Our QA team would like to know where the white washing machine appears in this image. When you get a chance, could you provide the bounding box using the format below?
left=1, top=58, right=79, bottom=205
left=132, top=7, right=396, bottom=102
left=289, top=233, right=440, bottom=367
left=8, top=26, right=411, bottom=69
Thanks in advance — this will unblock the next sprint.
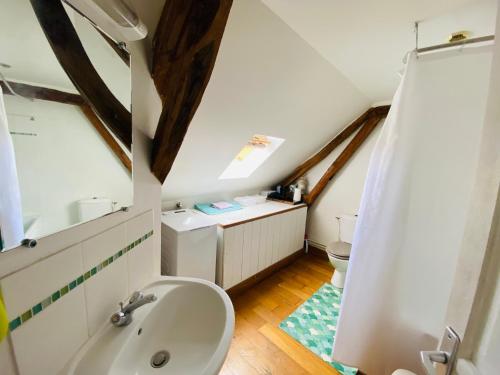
left=161, top=209, right=217, bottom=282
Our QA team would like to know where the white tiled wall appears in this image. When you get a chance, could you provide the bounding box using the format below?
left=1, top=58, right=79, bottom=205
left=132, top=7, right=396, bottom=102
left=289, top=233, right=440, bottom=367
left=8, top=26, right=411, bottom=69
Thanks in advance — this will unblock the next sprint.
left=84, top=255, right=129, bottom=337
left=0, top=338, right=17, bottom=375
left=11, top=288, right=88, bottom=375
left=82, top=224, right=129, bottom=337
left=2, top=244, right=84, bottom=319
left=0, top=210, right=155, bottom=375
left=127, top=212, right=155, bottom=293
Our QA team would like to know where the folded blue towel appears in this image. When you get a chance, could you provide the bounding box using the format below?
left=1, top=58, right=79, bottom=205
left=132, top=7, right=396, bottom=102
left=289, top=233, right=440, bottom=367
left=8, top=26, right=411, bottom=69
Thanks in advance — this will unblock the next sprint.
left=195, top=202, right=242, bottom=215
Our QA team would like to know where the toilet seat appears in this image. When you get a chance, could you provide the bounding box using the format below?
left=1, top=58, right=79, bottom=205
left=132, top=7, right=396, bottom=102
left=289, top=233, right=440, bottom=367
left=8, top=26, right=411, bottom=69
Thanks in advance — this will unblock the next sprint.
left=326, top=241, right=351, bottom=260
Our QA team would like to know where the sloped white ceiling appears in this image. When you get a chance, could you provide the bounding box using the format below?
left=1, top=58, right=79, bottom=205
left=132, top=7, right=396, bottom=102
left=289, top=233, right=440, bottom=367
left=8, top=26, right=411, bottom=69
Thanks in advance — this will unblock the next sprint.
left=261, top=0, right=497, bottom=101
left=160, top=0, right=370, bottom=201
left=160, top=0, right=497, bottom=202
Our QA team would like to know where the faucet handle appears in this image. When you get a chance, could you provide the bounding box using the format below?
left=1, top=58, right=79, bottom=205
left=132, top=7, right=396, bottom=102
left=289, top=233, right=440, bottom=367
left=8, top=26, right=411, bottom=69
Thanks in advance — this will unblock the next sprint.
left=129, top=291, right=143, bottom=304
left=119, top=302, right=124, bottom=312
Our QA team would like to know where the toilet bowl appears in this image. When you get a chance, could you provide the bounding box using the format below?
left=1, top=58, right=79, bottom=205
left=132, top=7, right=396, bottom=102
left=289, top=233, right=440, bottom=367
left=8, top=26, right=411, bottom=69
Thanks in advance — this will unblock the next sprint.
left=326, top=215, right=356, bottom=289
left=326, top=242, right=351, bottom=289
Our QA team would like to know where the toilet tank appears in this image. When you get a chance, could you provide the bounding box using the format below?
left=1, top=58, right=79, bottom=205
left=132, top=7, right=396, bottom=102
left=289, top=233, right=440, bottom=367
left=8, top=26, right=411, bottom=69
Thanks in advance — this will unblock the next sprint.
left=338, top=214, right=357, bottom=244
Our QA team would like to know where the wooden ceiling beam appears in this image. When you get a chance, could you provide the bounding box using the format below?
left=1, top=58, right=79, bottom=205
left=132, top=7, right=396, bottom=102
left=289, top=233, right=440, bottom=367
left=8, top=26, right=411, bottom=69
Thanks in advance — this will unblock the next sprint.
left=80, top=105, right=132, bottom=173
left=281, top=105, right=391, bottom=188
left=150, top=0, right=233, bottom=183
left=2, top=80, right=131, bottom=172
left=304, top=109, right=389, bottom=206
left=372, top=104, right=391, bottom=117
left=280, top=108, right=374, bottom=187
left=1, top=80, right=131, bottom=172
left=1, top=80, right=84, bottom=106
left=30, top=0, right=132, bottom=150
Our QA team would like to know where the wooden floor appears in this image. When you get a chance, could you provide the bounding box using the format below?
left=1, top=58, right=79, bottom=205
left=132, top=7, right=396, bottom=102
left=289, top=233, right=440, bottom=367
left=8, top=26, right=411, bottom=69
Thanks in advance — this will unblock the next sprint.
left=219, top=253, right=341, bottom=375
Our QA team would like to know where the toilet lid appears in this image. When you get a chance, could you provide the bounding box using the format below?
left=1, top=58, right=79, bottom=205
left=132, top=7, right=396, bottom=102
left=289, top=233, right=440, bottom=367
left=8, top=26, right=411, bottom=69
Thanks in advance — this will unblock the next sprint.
left=326, top=241, right=351, bottom=259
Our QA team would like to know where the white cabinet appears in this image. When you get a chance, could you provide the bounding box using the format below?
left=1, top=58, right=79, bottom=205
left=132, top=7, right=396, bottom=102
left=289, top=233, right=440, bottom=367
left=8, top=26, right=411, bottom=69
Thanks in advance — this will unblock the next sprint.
left=216, top=225, right=243, bottom=289
left=216, top=205, right=307, bottom=289
left=161, top=209, right=218, bottom=282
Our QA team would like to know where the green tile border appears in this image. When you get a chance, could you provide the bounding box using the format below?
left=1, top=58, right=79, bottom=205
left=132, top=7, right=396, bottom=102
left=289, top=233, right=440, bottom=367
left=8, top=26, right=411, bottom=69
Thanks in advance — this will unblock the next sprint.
left=8, top=229, right=154, bottom=332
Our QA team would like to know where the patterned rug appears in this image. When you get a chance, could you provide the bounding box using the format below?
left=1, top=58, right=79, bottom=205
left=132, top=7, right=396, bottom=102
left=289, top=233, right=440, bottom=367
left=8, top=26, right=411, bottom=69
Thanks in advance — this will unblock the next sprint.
left=279, top=283, right=358, bottom=375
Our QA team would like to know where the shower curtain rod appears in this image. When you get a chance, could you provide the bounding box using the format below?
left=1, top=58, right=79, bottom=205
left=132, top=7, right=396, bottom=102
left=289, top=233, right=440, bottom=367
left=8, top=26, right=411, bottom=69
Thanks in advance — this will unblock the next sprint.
left=416, top=35, right=495, bottom=54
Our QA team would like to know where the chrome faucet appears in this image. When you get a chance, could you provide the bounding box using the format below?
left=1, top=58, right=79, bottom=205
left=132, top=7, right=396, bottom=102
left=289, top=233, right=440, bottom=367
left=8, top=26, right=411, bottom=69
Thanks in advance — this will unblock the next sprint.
left=110, top=291, right=157, bottom=327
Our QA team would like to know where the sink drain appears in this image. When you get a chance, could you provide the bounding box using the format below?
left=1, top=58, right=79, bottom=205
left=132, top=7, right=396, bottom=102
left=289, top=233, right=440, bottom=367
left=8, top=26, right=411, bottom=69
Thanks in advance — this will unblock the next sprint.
left=150, top=350, right=170, bottom=368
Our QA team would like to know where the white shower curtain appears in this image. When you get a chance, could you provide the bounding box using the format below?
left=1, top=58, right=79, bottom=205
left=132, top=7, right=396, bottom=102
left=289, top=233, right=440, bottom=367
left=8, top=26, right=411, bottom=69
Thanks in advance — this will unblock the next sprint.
left=333, top=46, right=493, bottom=374
left=0, top=86, right=24, bottom=250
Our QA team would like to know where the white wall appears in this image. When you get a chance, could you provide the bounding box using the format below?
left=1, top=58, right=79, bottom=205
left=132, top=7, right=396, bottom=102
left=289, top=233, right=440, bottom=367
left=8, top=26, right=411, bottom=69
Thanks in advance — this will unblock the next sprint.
left=261, top=0, right=496, bottom=102
left=6, top=96, right=133, bottom=239
left=305, top=121, right=383, bottom=248
left=160, top=0, right=370, bottom=203
left=0, top=0, right=164, bottom=373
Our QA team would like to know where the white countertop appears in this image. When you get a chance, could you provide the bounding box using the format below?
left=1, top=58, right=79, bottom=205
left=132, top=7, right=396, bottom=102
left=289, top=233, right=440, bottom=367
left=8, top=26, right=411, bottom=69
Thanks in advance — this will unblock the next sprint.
left=204, top=201, right=307, bottom=227
left=161, top=208, right=217, bottom=232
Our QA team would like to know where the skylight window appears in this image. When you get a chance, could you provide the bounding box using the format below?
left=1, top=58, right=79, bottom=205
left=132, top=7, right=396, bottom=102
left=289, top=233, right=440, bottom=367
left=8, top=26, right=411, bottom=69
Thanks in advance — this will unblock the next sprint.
left=219, top=135, right=285, bottom=179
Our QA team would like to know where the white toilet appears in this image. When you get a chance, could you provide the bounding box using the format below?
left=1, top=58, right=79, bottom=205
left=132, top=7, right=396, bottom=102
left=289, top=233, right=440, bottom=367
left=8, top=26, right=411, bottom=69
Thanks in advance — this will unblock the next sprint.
left=326, top=214, right=357, bottom=289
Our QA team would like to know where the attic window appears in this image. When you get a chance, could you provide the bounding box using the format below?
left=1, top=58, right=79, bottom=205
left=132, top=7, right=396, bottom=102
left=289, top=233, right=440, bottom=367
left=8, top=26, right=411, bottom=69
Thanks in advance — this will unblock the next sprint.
left=219, top=135, right=285, bottom=179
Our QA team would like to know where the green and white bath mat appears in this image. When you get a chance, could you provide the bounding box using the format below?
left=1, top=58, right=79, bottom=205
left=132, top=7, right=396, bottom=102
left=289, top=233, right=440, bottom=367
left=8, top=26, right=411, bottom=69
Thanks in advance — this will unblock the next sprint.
left=279, top=283, right=358, bottom=375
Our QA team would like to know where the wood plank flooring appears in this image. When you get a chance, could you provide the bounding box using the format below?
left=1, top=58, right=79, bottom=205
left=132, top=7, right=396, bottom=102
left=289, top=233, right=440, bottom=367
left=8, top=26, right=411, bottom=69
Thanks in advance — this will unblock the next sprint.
left=219, top=253, right=340, bottom=375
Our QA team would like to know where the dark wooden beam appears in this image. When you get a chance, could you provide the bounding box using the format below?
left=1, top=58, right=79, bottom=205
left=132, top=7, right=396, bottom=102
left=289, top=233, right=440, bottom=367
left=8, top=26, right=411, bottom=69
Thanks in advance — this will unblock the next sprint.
left=281, top=105, right=391, bottom=187
left=30, top=0, right=132, bottom=150
left=304, top=110, right=389, bottom=206
left=95, top=27, right=130, bottom=67
left=80, top=105, right=132, bottom=173
left=1, top=80, right=84, bottom=106
left=280, top=108, right=374, bottom=187
left=372, top=104, right=391, bottom=117
left=151, top=0, right=233, bottom=183
left=2, top=79, right=132, bottom=171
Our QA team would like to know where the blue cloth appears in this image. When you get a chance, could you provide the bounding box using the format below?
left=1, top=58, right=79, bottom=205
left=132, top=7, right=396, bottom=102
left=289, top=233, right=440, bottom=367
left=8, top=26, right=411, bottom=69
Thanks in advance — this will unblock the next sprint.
left=194, top=202, right=242, bottom=215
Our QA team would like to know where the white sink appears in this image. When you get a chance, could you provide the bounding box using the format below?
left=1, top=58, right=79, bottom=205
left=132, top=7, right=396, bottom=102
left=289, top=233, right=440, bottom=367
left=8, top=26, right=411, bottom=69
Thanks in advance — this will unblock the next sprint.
left=65, top=277, right=235, bottom=375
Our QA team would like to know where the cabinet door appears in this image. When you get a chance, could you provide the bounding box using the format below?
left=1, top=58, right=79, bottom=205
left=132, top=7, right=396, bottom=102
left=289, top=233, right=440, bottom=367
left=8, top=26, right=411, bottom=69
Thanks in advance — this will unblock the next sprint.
left=222, top=225, right=244, bottom=289
left=270, top=215, right=281, bottom=264
left=241, top=221, right=260, bottom=280
left=288, top=210, right=300, bottom=256
left=258, top=217, right=270, bottom=272
left=265, top=217, right=274, bottom=268
left=279, top=211, right=296, bottom=259
left=291, top=207, right=307, bottom=253
left=250, top=220, right=261, bottom=275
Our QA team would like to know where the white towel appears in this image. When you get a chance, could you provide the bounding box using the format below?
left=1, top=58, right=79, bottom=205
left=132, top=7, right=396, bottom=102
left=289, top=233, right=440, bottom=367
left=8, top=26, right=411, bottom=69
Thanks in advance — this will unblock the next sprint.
left=0, top=86, right=24, bottom=250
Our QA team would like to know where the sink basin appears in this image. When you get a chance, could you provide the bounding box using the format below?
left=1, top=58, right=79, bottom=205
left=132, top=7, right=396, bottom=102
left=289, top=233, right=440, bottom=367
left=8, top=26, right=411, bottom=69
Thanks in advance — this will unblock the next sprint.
left=65, top=277, right=235, bottom=375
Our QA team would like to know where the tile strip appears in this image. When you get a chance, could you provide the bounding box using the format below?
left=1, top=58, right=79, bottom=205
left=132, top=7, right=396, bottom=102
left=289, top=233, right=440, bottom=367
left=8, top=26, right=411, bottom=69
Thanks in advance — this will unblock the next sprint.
left=8, top=229, right=154, bottom=332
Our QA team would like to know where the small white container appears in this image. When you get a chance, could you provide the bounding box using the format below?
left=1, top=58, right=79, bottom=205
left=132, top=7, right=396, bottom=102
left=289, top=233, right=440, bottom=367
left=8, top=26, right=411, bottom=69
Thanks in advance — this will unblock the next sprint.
left=293, top=187, right=302, bottom=203
left=234, top=195, right=266, bottom=206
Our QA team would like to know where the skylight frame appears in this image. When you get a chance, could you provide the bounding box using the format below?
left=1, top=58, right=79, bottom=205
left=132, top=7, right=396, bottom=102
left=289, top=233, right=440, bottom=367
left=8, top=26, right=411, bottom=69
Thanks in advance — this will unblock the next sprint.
left=219, top=135, right=285, bottom=180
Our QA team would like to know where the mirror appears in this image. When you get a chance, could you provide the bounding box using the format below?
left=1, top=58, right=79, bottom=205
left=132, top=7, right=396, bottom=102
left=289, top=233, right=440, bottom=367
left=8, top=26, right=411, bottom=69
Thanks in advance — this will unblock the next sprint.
left=0, top=0, right=133, bottom=252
